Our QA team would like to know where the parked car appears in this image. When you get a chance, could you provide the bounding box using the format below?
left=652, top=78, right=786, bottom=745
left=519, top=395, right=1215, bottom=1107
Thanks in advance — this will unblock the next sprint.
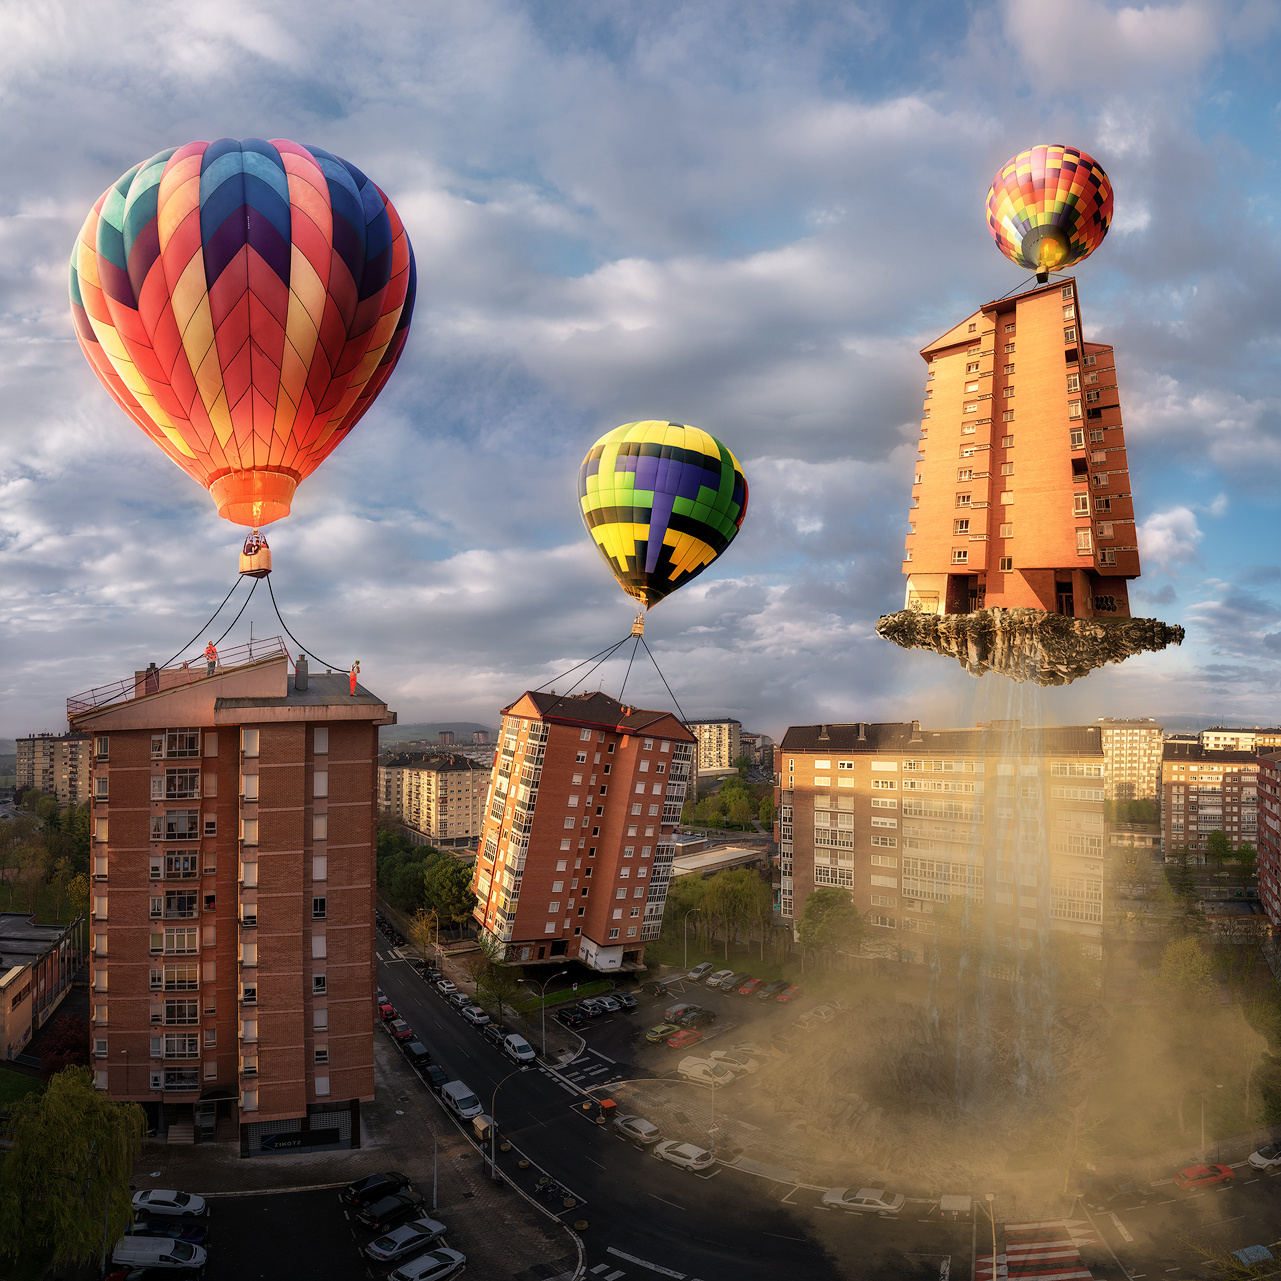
left=386, top=1248, right=467, bottom=1281
left=357, top=1190, right=428, bottom=1233
left=130, top=1190, right=207, bottom=1218
left=421, top=1064, right=449, bottom=1092
left=663, top=1001, right=701, bottom=1022
left=771, top=1030, right=798, bottom=1052
left=1250, top=1144, right=1281, bottom=1171
left=377, top=988, right=387, bottom=1004
left=481, top=1021, right=506, bottom=1046
left=678, top=1056, right=736, bottom=1087
left=461, top=1005, right=491, bottom=1028
left=446, top=992, right=472, bottom=1010
left=403, top=1041, right=432, bottom=1068
left=821, top=1187, right=905, bottom=1216
left=737, top=979, right=766, bottom=997
left=679, top=1009, right=717, bottom=1029
left=1086, top=1181, right=1155, bottom=1211
left=577, top=999, right=606, bottom=1018
left=363, top=1217, right=448, bottom=1263
left=342, top=1172, right=411, bottom=1207
left=667, top=1028, right=704, bottom=1050
left=389, top=1019, right=415, bottom=1042
left=709, top=1049, right=761, bottom=1074
left=440, top=1081, right=484, bottom=1120
left=645, top=1022, right=680, bottom=1044
left=725, top=971, right=753, bottom=991
left=379, top=1002, right=398, bottom=1021
left=652, top=1141, right=715, bottom=1172
left=503, top=1034, right=536, bottom=1064
left=1174, top=1164, right=1235, bottom=1190
left=555, top=1008, right=585, bottom=1028
left=614, top=991, right=638, bottom=1010
left=705, top=969, right=735, bottom=988
left=614, top=1114, right=664, bottom=1148
left=595, top=995, right=622, bottom=1013
left=732, top=1041, right=773, bottom=1057
left=125, top=1221, right=209, bottom=1245
left=435, top=979, right=457, bottom=995
left=392, top=934, right=406, bottom=946
left=110, top=1237, right=207, bottom=1272
left=776, top=985, right=804, bottom=1003
left=687, top=962, right=714, bottom=981
left=758, top=979, right=790, bottom=1000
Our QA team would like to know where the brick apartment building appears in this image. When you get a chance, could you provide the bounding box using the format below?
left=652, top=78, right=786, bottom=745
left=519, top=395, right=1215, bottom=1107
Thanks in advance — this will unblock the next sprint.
left=378, top=755, right=488, bottom=846
left=470, top=693, right=694, bottom=971
left=1257, top=752, right=1281, bottom=927
left=1096, top=718, right=1164, bottom=803
left=16, top=732, right=92, bottom=806
left=685, top=718, right=741, bottom=772
left=776, top=720, right=1106, bottom=956
left=67, top=640, right=392, bottom=1151
left=1159, top=741, right=1259, bottom=860
left=903, top=276, right=1140, bottom=618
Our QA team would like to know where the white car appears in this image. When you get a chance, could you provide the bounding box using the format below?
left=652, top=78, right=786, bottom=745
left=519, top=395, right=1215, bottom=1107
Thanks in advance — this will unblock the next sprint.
left=440, top=1081, right=484, bottom=1120
left=709, top=1049, right=761, bottom=1074
left=1249, top=1144, right=1281, bottom=1170
left=460, top=1005, right=490, bottom=1027
left=503, top=1033, right=536, bottom=1064
left=677, top=1057, right=736, bottom=1088
left=821, top=1187, right=905, bottom=1216
left=131, top=1189, right=207, bottom=1218
left=614, top=1114, right=664, bottom=1148
left=435, top=979, right=457, bottom=995
left=387, top=1247, right=467, bottom=1281
left=364, top=1218, right=448, bottom=1262
left=652, top=1141, right=715, bottom=1172
left=687, top=962, right=713, bottom=981
left=705, top=969, right=735, bottom=988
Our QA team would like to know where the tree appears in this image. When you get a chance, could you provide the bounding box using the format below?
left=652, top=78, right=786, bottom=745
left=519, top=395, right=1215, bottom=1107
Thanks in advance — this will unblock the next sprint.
left=702, top=869, right=760, bottom=960
left=661, top=874, right=706, bottom=951
left=733, top=754, right=751, bottom=779
left=1157, top=936, right=1215, bottom=1002
left=38, top=1016, right=91, bottom=1080
left=727, top=797, right=754, bottom=827
left=409, top=907, right=440, bottom=962
left=796, top=887, right=864, bottom=966
left=424, top=856, right=478, bottom=929
left=1205, top=831, right=1232, bottom=875
left=471, top=933, right=524, bottom=1025
left=66, top=872, right=90, bottom=924
left=0, top=1066, right=146, bottom=1267
left=758, top=794, right=775, bottom=828
left=0, top=814, right=38, bottom=909
left=1235, top=843, right=1258, bottom=893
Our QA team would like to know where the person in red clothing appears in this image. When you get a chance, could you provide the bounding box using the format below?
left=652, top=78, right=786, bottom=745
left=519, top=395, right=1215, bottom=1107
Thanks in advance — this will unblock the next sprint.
left=204, top=641, right=218, bottom=677
left=349, top=659, right=360, bottom=696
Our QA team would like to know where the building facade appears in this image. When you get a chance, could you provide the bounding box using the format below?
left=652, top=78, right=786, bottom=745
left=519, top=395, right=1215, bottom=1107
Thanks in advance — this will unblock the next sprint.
left=1160, top=741, right=1259, bottom=859
left=1096, top=718, right=1164, bottom=803
left=68, top=641, right=390, bottom=1149
left=0, top=914, right=86, bottom=1060
left=1198, top=728, right=1281, bottom=753
left=470, top=693, right=694, bottom=971
left=16, top=732, right=92, bottom=806
left=378, top=755, right=488, bottom=845
left=1257, top=752, right=1281, bottom=928
left=685, top=718, right=742, bottom=771
left=776, top=720, right=1106, bottom=955
left=903, top=277, right=1140, bottom=618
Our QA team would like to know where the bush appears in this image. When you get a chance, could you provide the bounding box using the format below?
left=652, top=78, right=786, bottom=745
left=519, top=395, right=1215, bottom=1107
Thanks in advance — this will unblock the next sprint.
left=38, top=1017, right=91, bottom=1081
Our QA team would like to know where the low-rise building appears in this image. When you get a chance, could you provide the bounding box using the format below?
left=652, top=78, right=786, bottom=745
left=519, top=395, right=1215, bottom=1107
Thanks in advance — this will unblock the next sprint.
left=16, top=733, right=92, bottom=807
left=0, top=914, right=86, bottom=1060
left=378, top=755, right=488, bottom=846
left=1160, top=741, right=1259, bottom=858
left=1198, top=727, right=1281, bottom=753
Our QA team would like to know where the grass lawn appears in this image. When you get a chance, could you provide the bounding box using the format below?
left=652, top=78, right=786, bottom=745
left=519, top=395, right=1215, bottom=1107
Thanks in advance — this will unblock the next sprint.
left=0, top=1069, right=43, bottom=1108
left=511, top=979, right=613, bottom=1015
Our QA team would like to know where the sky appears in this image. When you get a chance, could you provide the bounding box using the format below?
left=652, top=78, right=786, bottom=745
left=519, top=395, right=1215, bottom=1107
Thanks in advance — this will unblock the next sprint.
left=2, top=0, right=1280, bottom=744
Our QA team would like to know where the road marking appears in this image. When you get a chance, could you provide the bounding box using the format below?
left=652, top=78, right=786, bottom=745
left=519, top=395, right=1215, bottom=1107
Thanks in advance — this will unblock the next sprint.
left=609, top=1245, right=686, bottom=1277
left=1107, top=1211, right=1134, bottom=1243
left=595, top=1051, right=617, bottom=1063
left=1157, top=1199, right=1176, bottom=1204
left=763, top=1232, right=806, bottom=1241
left=648, top=1194, right=686, bottom=1211
left=1247, top=1179, right=1260, bottom=1183
left=606, top=1273, right=625, bottom=1281
left=590, top=1267, right=610, bottom=1275
left=1200, top=1215, right=1245, bottom=1226
left=586, top=1157, right=606, bottom=1170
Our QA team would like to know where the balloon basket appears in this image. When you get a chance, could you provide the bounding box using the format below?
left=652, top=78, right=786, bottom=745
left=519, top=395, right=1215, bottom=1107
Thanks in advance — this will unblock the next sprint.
left=239, top=546, right=272, bottom=578
left=630, top=610, right=646, bottom=637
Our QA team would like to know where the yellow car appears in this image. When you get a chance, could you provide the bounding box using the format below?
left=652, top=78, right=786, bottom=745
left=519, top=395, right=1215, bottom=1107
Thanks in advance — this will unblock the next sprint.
left=645, top=1022, right=680, bottom=1044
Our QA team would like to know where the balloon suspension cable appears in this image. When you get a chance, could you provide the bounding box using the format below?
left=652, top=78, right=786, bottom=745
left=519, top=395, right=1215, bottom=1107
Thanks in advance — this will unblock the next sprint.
left=617, top=636, right=642, bottom=703
left=641, top=637, right=688, bottom=723
left=530, top=636, right=633, bottom=695
left=993, top=271, right=1051, bottom=302
left=265, top=576, right=347, bottom=674
left=535, top=637, right=633, bottom=720
left=159, top=574, right=248, bottom=670
left=211, top=576, right=260, bottom=649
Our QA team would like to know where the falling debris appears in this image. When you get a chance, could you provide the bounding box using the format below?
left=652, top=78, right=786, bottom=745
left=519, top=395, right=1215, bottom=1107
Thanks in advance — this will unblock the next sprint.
left=875, top=606, right=1184, bottom=686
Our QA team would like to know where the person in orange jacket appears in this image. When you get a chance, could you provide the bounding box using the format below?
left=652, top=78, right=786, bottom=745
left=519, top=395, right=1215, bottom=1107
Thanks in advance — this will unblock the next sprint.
left=204, top=641, right=218, bottom=677
left=350, top=659, right=361, bottom=696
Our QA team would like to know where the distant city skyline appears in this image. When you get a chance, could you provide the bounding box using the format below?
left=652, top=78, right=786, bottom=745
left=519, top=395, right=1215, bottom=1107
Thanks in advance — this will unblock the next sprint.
left=3, top=2, right=1279, bottom=741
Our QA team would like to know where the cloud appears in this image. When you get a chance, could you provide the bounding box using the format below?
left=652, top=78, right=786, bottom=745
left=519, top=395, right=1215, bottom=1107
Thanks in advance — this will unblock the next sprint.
left=1138, top=507, right=1204, bottom=570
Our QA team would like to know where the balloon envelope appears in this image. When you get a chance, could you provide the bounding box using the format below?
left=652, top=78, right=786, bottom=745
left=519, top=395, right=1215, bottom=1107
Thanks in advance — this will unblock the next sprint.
left=986, top=144, right=1113, bottom=274
left=69, top=138, right=416, bottom=527
left=578, top=421, right=748, bottom=610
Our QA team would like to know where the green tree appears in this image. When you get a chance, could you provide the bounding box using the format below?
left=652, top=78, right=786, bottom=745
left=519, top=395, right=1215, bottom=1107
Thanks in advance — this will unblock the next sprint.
left=727, top=797, right=754, bottom=827
left=472, top=933, right=523, bottom=1025
left=1205, top=831, right=1232, bottom=875
left=702, top=868, right=759, bottom=960
left=1157, top=936, right=1215, bottom=1002
left=1235, top=843, right=1258, bottom=893
left=0, top=1066, right=146, bottom=1268
left=758, top=794, right=776, bottom=828
left=424, top=856, right=478, bottom=929
left=661, top=874, right=706, bottom=950
left=797, top=887, right=865, bottom=966
left=1166, top=845, right=1198, bottom=902
left=65, top=872, right=90, bottom=925
left=733, top=754, right=751, bottom=779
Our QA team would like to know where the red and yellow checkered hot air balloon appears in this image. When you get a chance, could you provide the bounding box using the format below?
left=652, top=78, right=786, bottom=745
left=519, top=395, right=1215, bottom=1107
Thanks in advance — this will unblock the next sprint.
left=986, top=144, right=1113, bottom=278
left=69, top=138, right=415, bottom=573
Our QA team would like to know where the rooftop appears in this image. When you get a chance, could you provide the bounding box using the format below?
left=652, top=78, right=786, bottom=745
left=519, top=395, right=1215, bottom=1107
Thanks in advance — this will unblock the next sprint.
left=379, top=754, right=489, bottom=773
left=779, top=721, right=1104, bottom=756
left=0, top=913, right=77, bottom=967
left=509, top=691, right=694, bottom=740
left=1162, top=743, right=1260, bottom=764
left=672, top=846, right=767, bottom=876
left=215, top=671, right=383, bottom=709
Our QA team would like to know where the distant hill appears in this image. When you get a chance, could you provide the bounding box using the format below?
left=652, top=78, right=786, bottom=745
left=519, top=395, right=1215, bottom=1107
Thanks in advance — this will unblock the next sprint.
left=381, top=722, right=498, bottom=745
left=0, top=739, right=14, bottom=756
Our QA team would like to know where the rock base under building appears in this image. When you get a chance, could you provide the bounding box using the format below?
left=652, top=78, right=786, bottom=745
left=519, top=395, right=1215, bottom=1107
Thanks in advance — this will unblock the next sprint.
left=875, top=606, right=1184, bottom=686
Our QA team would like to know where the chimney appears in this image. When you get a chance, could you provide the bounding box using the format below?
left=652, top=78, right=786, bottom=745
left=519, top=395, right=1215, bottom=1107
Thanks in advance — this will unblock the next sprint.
left=295, top=654, right=308, bottom=691
left=910, top=719, right=923, bottom=743
left=857, top=722, right=867, bottom=741
left=819, top=724, right=830, bottom=741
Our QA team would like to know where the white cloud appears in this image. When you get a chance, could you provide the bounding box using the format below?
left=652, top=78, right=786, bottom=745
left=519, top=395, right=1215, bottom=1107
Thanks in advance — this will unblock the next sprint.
left=1138, top=507, right=1203, bottom=570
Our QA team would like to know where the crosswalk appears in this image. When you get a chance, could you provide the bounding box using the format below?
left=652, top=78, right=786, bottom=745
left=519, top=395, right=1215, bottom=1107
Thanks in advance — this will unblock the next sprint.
left=561, top=1050, right=621, bottom=1088
left=589, top=1246, right=707, bottom=1280
left=976, top=1219, right=1097, bottom=1281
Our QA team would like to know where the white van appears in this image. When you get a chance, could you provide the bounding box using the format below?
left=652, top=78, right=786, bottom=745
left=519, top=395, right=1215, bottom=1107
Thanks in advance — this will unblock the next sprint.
left=502, top=1034, right=536, bottom=1064
left=113, top=1236, right=208, bottom=1270
left=440, top=1080, right=483, bottom=1120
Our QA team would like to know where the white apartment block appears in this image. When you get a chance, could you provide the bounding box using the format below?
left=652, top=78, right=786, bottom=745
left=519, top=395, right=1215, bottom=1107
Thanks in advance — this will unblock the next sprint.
left=685, top=718, right=741, bottom=772
left=1095, top=718, right=1163, bottom=803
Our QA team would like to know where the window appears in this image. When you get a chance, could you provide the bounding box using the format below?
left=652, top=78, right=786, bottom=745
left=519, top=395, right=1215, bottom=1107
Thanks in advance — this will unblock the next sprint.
left=957, top=469, right=973, bottom=482
left=966, top=362, right=979, bottom=374
left=240, top=818, right=258, bottom=846
left=964, top=404, right=978, bottom=414
left=1001, top=435, right=1013, bottom=447
left=1001, top=462, right=1013, bottom=475
left=312, top=976, right=326, bottom=996
left=95, top=818, right=108, bottom=843
left=166, top=728, right=200, bottom=758
left=1067, top=374, right=1080, bottom=392
left=1074, top=494, right=1090, bottom=515
left=94, top=776, right=108, bottom=799
left=1063, top=304, right=1076, bottom=320
left=1096, top=521, right=1113, bottom=539
left=151, top=734, right=165, bottom=759
left=313, top=770, right=328, bottom=798
left=1068, top=401, right=1082, bottom=419
left=312, top=813, right=327, bottom=842
left=1004, top=364, right=1014, bottom=375
left=951, top=549, right=969, bottom=564
left=1000, top=491, right=1014, bottom=505
left=312, top=855, right=327, bottom=881
left=314, top=728, right=328, bottom=754
left=968, top=323, right=976, bottom=333
left=1089, top=429, right=1104, bottom=443
left=1064, top=327, right=1077, bottom=343
left=166, top=810, right=199, bottom=841
left=999, top=523, right=1013, bottom=537
left=1094, top=497, right=1111, bottom=513
left=1099, top=549, right=1117, bottom=565
left=1085, top=389, right=1101, bottom=403
left=961, top=422, right=976, bottom=434
left=1076, top=529, right=1093, bottom=554
left=953, top=519, right=970, bottom=535
left=1061, top=284, right=1073, bottom=299
left=1091, top=472, right=1109, bottom=488
left=580, top=728, right=592, bottom=741
left=1070, top=428, right=1085, bottom=449
left=312, top=897, right=326, bottom=919
left=314, top=1076, right=330, bottom=1096
left=95, top=736, right=109, bottom=759
left=241, top=728, right=259, bottom=757
left=999, top=557, right=1013, bottom=572
left=955, top=493, right=971, bottom=507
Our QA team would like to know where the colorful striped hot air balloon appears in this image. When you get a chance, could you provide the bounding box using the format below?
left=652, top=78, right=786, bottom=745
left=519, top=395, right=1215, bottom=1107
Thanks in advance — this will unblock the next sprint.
left=578, top=421, right=748, bottom=610
left=986, top=144, right=1113, bottom=276
left=69, top=138, right=416, bottom=543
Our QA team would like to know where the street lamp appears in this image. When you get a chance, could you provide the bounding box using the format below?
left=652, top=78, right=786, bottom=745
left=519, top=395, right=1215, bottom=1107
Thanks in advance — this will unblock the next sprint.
left=516, top=970, right=567, bottom=1057
left=684, top=908, right=701, bottom=971
left=489, top=1069, right=523, bottom=1182
left=121, top=1048, right=129, bottom=1096
left=984, top=1193, right=997, bottom=1270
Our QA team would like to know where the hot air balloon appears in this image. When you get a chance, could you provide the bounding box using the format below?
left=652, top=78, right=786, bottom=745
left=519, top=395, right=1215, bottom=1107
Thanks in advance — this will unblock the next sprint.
left=68, top=138, right=416, bottom=575
left=986, top=144, right=1112, bottom=280
left=578, top=421, right=748, bottom=614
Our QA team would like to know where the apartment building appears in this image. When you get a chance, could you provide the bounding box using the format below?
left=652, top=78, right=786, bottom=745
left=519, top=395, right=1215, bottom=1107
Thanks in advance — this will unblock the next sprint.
left=1198, top=728, right=1281, bottom=753
left=738, top=733, right=775, bottom=769
left=378, top=755, right=488, bottom=846
left=1160, top=741, right=1259, bottom=859
left=1257, top=752, right=1281, bottom=928
left=1096, top=718, right=1164, bottom=803
left=776, top=720, right=1106, bottom=955
left=903, top=277, right=1140, bottom=618
left=470, top=693, right=694, bottom=971
left=16, top=732, right=92, bottom=807
left=67, top=640, right=391, bottom=1151
left=685, top=718, right=742, bottom=772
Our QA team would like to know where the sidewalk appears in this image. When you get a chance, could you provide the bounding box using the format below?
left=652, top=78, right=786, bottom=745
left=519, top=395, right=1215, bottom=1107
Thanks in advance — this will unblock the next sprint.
left=133, top=1034, right=577, bottom=1279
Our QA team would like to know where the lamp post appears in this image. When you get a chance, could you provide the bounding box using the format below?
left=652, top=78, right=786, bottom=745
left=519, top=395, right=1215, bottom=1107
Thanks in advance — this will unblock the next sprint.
left=684, top=908, right=701, bottom=971
left=517, top=970, right=567, bottom=1057
left=121, top=1048, right=129, bottom=1096
left=489, top=1069, right=522, bottom=1181
left=985, top=1193, right=997, bottom=1271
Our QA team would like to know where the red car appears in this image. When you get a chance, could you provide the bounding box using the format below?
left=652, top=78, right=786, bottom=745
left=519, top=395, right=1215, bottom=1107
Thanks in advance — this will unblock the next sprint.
left=389, top=1018, right=415, bottom=1041
left=379, top=1002, right=397, bottom=1021
left=776, top=985, right=803, bottom=1003
left=737, top=979, right=765, bottom=997
left=1174, top=1164, right=1235, bottom=1190
left=667, top=1028, right=703, bottom=1050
